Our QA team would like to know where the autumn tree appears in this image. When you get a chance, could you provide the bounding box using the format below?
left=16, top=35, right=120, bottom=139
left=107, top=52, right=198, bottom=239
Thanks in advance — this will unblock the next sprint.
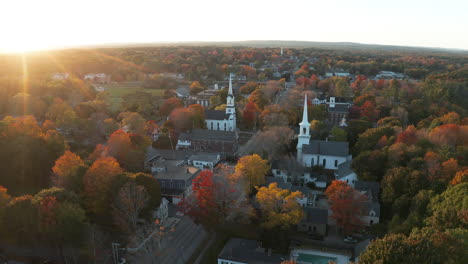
left=325, top=181, right=368, bottom=234
left=119, top=111, right=146, bottom=135
left=242, top=101, right=259, bottom=129
left=330, top=126, right=347, bottom=141
left=256, top=183, right=304, bottom=229
left=359, top=229, right=465, bottom=264
left=83, top=157, right=124, bottom=222
left=113, top=181, right=149, bottom=234
left=189, top=81, right=204, bottom=95
left=451, top=169, right=468, bottom=185
left=159, top=97, right=184, bottom=116
left=180, top=170, right=250, bottom=230
left=427, top=183, right=468, bottom=230
left=239, top=127, right=294, bottom=160
left=233, top=154, right=270, bottom=191
left=52, top=151, right=87, bottom=192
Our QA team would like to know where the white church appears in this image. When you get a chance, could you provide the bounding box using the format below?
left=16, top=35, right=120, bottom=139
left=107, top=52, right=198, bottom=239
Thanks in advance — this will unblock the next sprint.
left=204, top=74, right=236, bottom=132
left=297, top=95, right=358, bottom=185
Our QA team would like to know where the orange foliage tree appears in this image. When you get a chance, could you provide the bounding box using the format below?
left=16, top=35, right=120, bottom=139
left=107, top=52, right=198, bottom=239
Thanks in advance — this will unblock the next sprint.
left=52, top=151, right=86, bottom=191
left=83, top=157, right=124, bottom=220
left=450, top=169, right=468, bottom=185
left=325, top=181, right=368, bottom=235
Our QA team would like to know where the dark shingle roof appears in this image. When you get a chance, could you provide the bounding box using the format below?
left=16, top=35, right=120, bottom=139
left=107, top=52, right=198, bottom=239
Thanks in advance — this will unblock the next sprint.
left=328, top=104, right=350, bottom=113
left=302, top=140, right=349, bottom=156
left=178, top=133, right=191, bottom=141
left=265, top=177, right=292, bottom=190
left=355, top=181, right=380, bottom=201
left=304, top=207, right=328, bottom=225
left=205, top=110, right=229, bottom=120
left=218, top=238, right=288, bottom=264
left=336, top=160, right=354, bottom=179
left=190, top=129, right=237, bottom=142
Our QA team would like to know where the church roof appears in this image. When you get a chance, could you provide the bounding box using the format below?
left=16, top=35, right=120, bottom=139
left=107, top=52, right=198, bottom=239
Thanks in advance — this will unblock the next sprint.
left=302, top=140, right=349, bottom=156
left=205, top=110, right=229, bottom=120
left=190, top=129, right=237, bottom=142
left=328, top=104, right=350, bottom=113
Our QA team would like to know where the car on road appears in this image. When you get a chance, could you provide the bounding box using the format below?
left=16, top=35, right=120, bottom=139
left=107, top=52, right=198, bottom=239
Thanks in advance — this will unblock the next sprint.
left=343, top=236, right=358, bottom=243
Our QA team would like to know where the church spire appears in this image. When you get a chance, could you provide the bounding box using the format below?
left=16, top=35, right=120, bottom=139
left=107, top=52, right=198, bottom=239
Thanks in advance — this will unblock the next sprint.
left=228, top=73, right=233, bottom=95
left=300, top=94, right=309, bottom=126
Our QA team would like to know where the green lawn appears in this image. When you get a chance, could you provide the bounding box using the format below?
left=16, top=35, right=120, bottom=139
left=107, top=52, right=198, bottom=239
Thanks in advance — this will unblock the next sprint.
left=99, top=82, right=165, bottom=111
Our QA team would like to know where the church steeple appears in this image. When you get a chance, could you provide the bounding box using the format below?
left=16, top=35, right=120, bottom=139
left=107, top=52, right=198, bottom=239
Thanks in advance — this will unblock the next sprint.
left=297, top=94, right=310, bottom=162
left=225, top=73, right=236, bottom=131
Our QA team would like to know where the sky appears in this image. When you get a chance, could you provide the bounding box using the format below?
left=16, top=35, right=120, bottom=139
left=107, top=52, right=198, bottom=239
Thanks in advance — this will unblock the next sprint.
left=1, top=0, right=467, bottom=53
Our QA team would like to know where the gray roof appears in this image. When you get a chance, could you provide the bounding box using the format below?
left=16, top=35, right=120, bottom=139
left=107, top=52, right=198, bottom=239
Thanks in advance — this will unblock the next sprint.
left=176, top=87, right=190, bottom=97
left=336, top=160, right=354, bottom=179
left=218, top=238, right=288, bottom=264
left=190, top=129, right=237, bottom=142
left=189, top=153, right=220, bottom=163
left=156, top=149, right=193, bottom=160
left=153, top=166, right=200, bottom=180
left=205, top=110, right=229, bottom=120
left=145, top=146, right=161, bottom=162
left=304, top=207, right=328, bottom=225
left=355, top=180, right=380, bottom=201
left=302, top=140, right=349, bottom=156
left=178, top=133, right=191, bottom=141
left=291, top=185, right=314, bottom=195
left=328, top=104, right=350, bottom=113
left=265, top=177, right=292, bottom=190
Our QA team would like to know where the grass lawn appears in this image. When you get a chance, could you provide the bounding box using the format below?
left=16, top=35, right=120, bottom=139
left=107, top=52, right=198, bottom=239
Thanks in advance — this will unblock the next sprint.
left=99, top=82, right=165, bottom=111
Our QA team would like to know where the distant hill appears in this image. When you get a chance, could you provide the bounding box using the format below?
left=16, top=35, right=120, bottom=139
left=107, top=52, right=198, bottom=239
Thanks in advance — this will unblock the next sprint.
left=80, top=40, right=468, bottom=55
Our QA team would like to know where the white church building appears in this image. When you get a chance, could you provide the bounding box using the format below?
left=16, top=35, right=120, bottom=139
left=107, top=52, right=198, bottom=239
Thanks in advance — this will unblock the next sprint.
left=204, top=74, right=236, bottom=132
left=296, top=95, right=358, bottom=185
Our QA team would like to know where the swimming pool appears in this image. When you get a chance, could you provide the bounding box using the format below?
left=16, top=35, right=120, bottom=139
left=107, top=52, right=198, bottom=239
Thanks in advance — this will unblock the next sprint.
left=297, top=253, right=337, bottom=264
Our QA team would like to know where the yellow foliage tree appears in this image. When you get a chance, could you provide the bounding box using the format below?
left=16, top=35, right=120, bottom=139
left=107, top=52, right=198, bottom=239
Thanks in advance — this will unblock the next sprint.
left=234, top=154, right=270, bottom=191
left=255, top=183, right=304, bottom=229
left=52, top=150, right=86, bottom=189
left=450, top=169, right=468, bottom=185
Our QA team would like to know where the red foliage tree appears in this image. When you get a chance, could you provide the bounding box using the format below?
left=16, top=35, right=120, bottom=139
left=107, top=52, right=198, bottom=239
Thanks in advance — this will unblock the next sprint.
left=159, top=97, right=184, bottom=116
left=243, top=101, right=259, bottom=129
left=428, top=124, right=467, bottom=146
left=360, top=101, right=380, bottom=122
left=325, top=181, right=368, bottom=235
left=396, top=125, right=418, bottom=145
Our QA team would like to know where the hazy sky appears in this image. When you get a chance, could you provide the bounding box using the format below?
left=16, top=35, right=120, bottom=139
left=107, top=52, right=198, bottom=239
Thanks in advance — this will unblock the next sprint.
left=1, top=0, right=467, bottom=52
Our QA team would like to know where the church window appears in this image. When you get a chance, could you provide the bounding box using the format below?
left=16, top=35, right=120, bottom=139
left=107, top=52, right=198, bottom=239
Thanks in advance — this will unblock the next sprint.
left=334, top=160, right=338, bottom=167
left=311, top=158, right=314, bottom=166
left=210, top=122, right=213, bottom=130
left=217, top=123, right=220, bottom=130
left=224, top=123, right=226, bottom=131
left=322, top=159, right=326, bottom=166
left=303, top=127, right=306, bottom=134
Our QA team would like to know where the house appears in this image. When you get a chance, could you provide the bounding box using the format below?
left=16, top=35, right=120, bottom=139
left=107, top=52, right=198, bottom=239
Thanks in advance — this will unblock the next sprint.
left=194, top=90, right=217, bottom=107
left=51, top=72, right=69, bottom=80
left=335, top=161, right=358, bottom=187
left=153, top=165, right=200, bottom=204
left=144, top=146, right=162, bottom=171
left=376, top=71, right=405, bottom=80
left=84, top=73, right=109, bottom=83
left=176, top=129, right=238, bottom=156
left=297, top=207, right=328, bottom=237
left=188, top=153, right=221, bottom=169
left=217, top=238, right=289, bottom=264
left=271, top=159, right=327, bottom=187
left=176, top=86, right=190, bottom=98
left=355, top=181, right=381, bottom=226
left=327, top=97, right=351, bottom=127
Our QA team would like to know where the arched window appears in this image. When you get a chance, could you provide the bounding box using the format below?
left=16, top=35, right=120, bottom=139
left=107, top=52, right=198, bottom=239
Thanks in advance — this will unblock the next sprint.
left=224, top=123, right=227, bottom=131
left=322, top=159, right=326, bottom=166
left=334, top=160, right=338, bottom=167
left=303, top=127, right=306, bottom=134
left=217, top=123, right=220, bottom=130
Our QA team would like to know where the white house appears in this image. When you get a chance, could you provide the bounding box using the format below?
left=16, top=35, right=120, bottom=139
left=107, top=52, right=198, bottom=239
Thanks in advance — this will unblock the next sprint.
left=335, top=161, right=358, bottom=187
left=188, top=153, right=221, bottom=169
left=84, top=73, right=109, bottom=83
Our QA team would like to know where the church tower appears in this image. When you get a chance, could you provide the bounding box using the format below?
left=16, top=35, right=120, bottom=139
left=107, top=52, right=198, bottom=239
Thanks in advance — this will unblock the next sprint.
left=297, top=94, right=310, bottom=161
left=226, top=74, right=236, bottom=131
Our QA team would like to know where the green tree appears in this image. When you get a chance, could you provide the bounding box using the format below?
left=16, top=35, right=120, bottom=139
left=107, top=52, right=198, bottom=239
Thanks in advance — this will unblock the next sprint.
left=427, top=183, right=468, bottom=230
left=330, top=126, right=347, bottom=141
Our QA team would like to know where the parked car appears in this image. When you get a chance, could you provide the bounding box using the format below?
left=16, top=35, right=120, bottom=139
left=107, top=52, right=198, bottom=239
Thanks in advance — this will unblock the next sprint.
left=343, top=236, right=358, bottom=243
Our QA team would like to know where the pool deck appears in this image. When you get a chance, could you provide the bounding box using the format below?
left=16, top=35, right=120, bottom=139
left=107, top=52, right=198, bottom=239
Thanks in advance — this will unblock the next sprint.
left=292, top=249, right=351, bottom=264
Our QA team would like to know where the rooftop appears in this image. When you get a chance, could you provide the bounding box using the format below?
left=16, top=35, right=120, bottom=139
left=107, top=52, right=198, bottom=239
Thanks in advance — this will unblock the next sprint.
left=153, top=166, right=200, bottom=180
left=190, top=129, right=237, bottom=142
left=303, top=140, right=349, bottom=156
left=336, top=160, right=354, bottom=179
left=304, top=207, right=328, bottom=225
left=355, top=180, right=380, bottom=201
left=189, top=153, right=220, bottom=162
left=218, top=238, right=288, bottom=264
left=205, top=110, right=230, bottom=120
